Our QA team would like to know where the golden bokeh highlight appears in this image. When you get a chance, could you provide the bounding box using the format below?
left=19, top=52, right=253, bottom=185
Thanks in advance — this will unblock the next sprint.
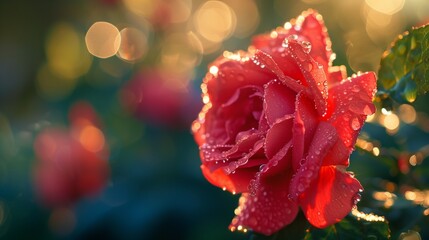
left=373, top=147, right=380, bottom=156
left=85, top=21, right=121, bottom=59
left=404, top=189, right=429, bottom=207
left=351, top=208, right=385, bottom=222
left=379, top=113, right=400, bottom=134
left=168, top=0, right=192, bottom=24
left=365, top=0, right=405, bottom=15
left=117, top=27, right=148, bottom=61
left=363, top=5, right=404, bottom=44
left=373, top=191, right=396, bottom=208
left=45, top=22, right=92, bottom=82
left=224, top=0, right=259, bottom=38
left=398, top=104, right=417, bottom=124
left=193, top=1, right=237, bottom=43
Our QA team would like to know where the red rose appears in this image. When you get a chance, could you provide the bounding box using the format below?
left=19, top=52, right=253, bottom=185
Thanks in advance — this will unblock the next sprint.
left=33, top=103, right=109, bottom=206
left=192, top=9, right=377, bottom=235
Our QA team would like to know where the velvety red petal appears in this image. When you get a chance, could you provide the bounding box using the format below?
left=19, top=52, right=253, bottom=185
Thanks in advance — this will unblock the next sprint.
left=264, top=117, right=293, bottom=159
left=260, top=142, right=292, bottom=178
left=326, top=72, right=377, bottom=151
left=299, top=166, right=363, bottom=228
left=263, top=79, right=296, bottom=126
left=201, top=165, right=257, bottom=194
left=328, top=65, right=347, bottom=85
left=322, top=139, right=350, bottom=166
left=292, top=93, right=319, bottom=171
left=252, top=10, right=333, bottom=72
left=254, top=50, right=305, bottom=93
left=260, top=116, right=294, bottom=177
left=200, top=132, right=264, bottom=172
left=289, top=121, right=337, bottom=200
left=287, top=40, right=328, bottom=116
left=230, top=172, right=299, bottom=235
left=206, top=56, right=272, bottom=106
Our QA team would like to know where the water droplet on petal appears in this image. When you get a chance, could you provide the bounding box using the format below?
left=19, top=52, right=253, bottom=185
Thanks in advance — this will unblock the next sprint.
left=302, top=62, right=313, bottom=71
left=329, top=53, right=336, bottom=62
left=352, top=85, right=360, bottom=93
left=301, top=41, right=312, bottom=53
left=350, top=117, right=361, bottom=130
left=352, top=193, right=361, bottom=205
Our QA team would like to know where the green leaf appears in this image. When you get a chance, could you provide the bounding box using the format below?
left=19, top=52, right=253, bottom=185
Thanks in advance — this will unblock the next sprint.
left=304, top=209, right=390, bottom=240
left=377, top=24, right=429, bottom=104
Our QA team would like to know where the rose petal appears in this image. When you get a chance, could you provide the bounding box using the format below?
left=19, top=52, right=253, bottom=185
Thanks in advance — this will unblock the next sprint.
left=264, top=117, right=293, bottom=160
left=261, top=115, right=294, bottom=177
left=326, top=72, right=377, bottom=150
left=299, top=166, right=363, bottom=228
left=252, top=10, right=333, bottom=72
left=263, top=79, right=296, bottom=126
left=254, top=50, right=305, bottom=93
left=289, top=121, right=338, bottom=200
left=322, top=139, right=350, bottom=166
left=201, top=165, right=257, bottom=193
left=200, top=132, right=263, bottom=171
left=260, top=142, right=292, bottom=178
left=287, top=40, right=328, bottom=116
left=230, top=172, right=299, bottom=235
left=292, top=92, right=318, bottom=171
left=206, top=57, right=272, bottom=106
left=328, top=65, right=347, bottom=85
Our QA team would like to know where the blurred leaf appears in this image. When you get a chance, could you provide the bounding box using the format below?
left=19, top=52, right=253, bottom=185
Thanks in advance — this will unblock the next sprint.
left=377, top=24, right=429, bottom=104
left=304, top=211, right=390, bottom=240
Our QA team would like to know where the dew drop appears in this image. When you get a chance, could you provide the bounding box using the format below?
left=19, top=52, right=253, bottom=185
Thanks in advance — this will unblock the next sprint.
left=329, top=53, right=336, bottom=62
left=302, top=62, right=313, bottom=71
left=301, top=41, right=312, bottom=53
left=288, top=34, right=298, bottom=40
left=352, top=193, right=361, bottom=205
left=282, top=34, right=298, bottom=48
left=351, top=85, right=360, bottom=93
left=350, top=117, right=361, bottom=130
left=363, top=105, right=374, bottom=115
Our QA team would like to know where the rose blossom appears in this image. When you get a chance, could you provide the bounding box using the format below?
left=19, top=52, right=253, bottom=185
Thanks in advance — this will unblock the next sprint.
left=33, top=102, right=109, bottom=206
left=192, top=9, right=377, bottom=235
